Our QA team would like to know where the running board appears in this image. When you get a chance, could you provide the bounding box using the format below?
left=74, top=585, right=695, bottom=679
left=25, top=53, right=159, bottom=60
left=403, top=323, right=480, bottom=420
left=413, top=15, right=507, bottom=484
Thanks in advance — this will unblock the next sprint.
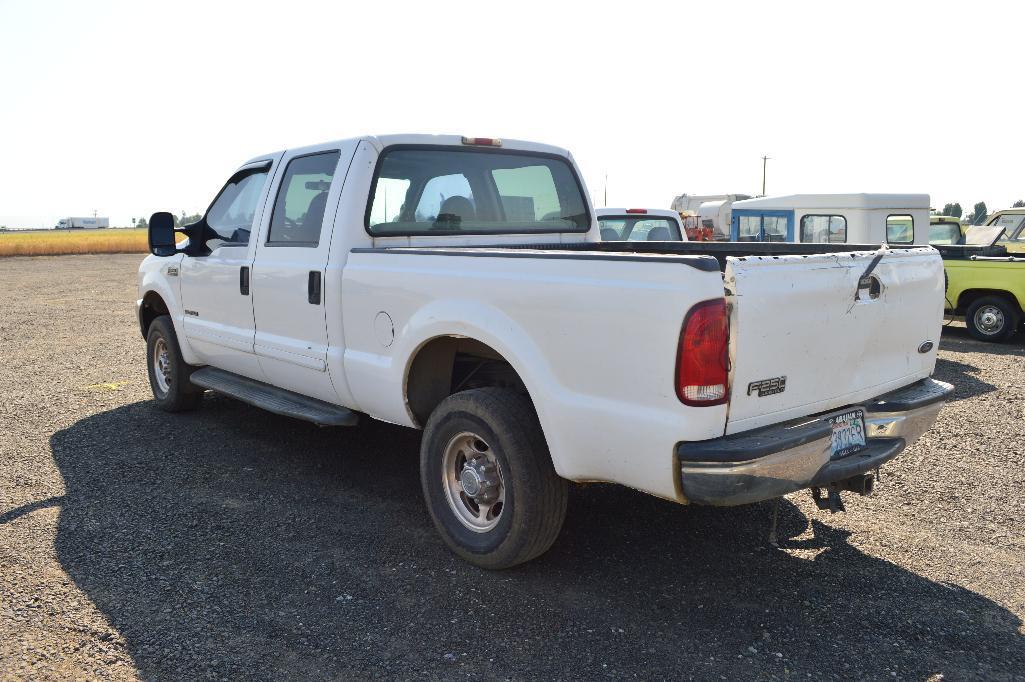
left=190, top=367, right=358, bottom=427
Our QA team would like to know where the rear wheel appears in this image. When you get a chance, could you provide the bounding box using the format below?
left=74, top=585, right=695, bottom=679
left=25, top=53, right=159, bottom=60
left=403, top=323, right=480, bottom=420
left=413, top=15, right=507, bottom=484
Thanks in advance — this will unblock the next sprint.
left=420, top=388, right=567, bottom=569
left=146, top=315, right=203, bottom=411
left=965, top=296, right=1020, bottom=343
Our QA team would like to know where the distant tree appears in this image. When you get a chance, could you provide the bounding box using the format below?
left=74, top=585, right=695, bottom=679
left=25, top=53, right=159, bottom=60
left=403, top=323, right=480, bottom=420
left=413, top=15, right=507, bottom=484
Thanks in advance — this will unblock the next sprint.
left=1013, top=200, right=1025, bottom=208
left=972, top=201, right=988, bottom=225
left=180, top=213, right=202, bottom=226
left=941, top=203, right=954, bottom=216
left=950, top=202, right=962, bottom=218
left=137, top=216, right=148, bottom=229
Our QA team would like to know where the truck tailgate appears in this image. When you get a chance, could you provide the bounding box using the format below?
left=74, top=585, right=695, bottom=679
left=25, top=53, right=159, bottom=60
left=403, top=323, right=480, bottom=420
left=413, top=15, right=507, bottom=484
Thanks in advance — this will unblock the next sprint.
left=724, top=247, right=944, bottom=434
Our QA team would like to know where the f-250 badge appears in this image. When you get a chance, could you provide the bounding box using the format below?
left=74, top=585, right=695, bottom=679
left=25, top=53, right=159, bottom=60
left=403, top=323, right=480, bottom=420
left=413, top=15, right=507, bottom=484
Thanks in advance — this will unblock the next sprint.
left=748, top=376, right=786, bottom=397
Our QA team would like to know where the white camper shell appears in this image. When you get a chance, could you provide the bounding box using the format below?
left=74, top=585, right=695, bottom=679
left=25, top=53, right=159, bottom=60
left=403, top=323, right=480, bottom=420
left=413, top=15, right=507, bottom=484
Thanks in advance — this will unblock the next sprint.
left=727, top=194, right=930, bottom=245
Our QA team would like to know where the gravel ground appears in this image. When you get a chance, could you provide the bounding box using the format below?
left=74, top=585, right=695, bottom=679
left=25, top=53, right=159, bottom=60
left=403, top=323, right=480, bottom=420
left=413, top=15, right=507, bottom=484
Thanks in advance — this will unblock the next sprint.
left=0, top=254, right=1023, bottom=681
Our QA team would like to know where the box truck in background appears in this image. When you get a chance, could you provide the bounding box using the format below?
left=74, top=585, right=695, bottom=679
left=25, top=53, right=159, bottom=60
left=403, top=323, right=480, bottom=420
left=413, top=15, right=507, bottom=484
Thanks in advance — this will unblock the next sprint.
left=55, top=217, right=109, bottom=229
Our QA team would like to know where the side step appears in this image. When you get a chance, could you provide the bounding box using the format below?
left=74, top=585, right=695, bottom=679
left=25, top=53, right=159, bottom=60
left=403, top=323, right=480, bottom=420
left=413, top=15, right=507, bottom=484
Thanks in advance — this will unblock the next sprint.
left=190, top=367, right=358, bottom=427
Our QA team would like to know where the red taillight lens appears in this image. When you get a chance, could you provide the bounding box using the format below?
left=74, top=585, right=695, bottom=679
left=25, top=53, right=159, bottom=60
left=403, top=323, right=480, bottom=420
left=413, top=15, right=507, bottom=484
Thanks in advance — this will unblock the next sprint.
left=676, top=299, right=729, bottom=406
left=625, top=208, right=648, bottom=214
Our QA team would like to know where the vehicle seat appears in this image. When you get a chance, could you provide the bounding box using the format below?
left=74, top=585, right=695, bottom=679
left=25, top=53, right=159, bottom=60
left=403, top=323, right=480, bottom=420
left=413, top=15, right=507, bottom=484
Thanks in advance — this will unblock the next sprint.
left=434, top=195, right=475, bottom=228
left=647, top=225, right=671, bottom=241
left=600, top=228, right=620, bottom=241
left=301, top=191, right=329, bottom=241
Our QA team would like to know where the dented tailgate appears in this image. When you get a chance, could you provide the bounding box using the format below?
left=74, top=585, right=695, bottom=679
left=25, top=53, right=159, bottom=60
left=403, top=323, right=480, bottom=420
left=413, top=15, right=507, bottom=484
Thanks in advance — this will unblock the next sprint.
left=724, top=247, right=944, bottom=435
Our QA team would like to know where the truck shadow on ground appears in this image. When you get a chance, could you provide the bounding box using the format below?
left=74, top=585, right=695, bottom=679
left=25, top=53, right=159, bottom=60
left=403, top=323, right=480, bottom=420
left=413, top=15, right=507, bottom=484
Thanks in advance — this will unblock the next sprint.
left=933, top=357, right=998, bottom=401
left=46, top=397, right=1024, bottom=679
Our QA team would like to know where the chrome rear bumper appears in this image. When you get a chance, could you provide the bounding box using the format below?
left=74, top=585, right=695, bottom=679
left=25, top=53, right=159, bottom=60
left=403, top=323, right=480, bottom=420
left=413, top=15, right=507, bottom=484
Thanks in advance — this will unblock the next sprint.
left=676, top=378, right=953, bottom=506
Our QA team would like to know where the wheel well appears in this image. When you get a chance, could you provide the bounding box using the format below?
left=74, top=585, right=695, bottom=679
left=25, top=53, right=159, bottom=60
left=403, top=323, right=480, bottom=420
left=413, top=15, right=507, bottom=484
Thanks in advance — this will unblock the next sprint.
left=956, top=289, right=1023, bottom=316
left=140, top=291, right=169, bottom=338
left=405, top=337, right=528, bottom=427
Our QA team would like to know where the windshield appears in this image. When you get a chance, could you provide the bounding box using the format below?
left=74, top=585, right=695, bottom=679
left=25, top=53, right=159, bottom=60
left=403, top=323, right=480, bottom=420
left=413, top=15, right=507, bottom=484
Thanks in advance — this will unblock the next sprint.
left=366, top=148, right=589, bottom=235
left=987, top=213, right=1025, bottom=233
left=598, top=216, right=682, bottom=241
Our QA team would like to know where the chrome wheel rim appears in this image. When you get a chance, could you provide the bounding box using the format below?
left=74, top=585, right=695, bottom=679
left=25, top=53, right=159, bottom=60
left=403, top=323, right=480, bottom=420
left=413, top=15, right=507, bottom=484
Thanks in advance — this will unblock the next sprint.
left=442, top=431, right=505, bottom=533
left=152, top=338, right=172, bottom=395
left=974, top=305, right=1005, bottom=335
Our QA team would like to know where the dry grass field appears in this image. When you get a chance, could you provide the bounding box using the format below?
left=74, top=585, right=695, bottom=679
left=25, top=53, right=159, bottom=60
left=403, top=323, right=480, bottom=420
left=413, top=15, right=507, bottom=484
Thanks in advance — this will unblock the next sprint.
left=0, top=228, right=148, bottom=257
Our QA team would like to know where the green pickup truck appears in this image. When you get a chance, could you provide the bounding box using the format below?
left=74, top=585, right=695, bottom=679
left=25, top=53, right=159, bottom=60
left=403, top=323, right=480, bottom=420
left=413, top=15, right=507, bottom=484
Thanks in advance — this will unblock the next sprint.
left=937, top=229, right=1025, bottom=342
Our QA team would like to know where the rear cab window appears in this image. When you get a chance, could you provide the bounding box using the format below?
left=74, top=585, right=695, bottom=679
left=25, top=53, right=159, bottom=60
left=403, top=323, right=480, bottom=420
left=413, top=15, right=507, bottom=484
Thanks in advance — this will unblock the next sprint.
left=598, top=216, right=682, bottom=241
left=365, top=147, right=589, bottom=236
left=929, top=221, right=962, bottom=245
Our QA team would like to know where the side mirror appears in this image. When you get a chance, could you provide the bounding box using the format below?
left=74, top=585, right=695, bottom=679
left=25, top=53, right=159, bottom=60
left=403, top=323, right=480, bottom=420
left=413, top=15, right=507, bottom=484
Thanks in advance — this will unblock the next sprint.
left=148, top=212, right=178, bottom=257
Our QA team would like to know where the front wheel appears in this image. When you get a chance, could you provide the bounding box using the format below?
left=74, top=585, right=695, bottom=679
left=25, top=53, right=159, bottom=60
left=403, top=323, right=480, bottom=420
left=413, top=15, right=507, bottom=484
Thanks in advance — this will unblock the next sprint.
left=146, top=315, right=203, bottom=411
left=420, top=388, right=568, bottom=569
left=965, top=296, right=1020, bottom=343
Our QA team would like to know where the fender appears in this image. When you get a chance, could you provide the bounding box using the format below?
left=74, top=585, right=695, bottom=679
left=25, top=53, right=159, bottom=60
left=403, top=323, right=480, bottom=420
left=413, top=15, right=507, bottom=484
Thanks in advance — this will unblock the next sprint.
left=138, top=254, right=201, bottom=365
left=401, top=299, right=575, bottom=476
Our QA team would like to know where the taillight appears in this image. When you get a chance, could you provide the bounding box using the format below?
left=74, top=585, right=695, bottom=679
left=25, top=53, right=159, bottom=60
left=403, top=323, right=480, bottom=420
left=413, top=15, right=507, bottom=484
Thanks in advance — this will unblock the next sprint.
left=676, top=299, right=729, bottom=406
left=625, top=208, right=648, bottom=214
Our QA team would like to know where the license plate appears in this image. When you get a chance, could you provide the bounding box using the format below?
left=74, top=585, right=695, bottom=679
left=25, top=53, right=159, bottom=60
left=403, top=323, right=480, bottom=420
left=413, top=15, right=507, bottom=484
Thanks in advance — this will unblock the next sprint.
left=829, top=408, right=866, bottom=459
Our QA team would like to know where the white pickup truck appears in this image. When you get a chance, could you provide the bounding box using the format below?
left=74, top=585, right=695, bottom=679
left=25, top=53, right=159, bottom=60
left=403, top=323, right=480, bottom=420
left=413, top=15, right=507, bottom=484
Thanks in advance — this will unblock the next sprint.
left=138, top=134, right=953, bottom=568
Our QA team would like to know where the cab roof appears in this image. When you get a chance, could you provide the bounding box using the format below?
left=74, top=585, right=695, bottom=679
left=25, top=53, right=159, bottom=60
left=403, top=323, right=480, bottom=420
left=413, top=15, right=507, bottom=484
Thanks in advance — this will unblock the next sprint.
left=244, top=134, right=574, bottom=166
left=596, top=208, right=682, bottom=220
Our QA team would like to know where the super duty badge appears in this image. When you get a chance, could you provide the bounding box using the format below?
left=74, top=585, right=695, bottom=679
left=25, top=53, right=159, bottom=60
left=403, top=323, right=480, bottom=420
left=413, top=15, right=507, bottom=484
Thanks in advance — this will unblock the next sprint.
left=748, top=376, right=786, bottom=397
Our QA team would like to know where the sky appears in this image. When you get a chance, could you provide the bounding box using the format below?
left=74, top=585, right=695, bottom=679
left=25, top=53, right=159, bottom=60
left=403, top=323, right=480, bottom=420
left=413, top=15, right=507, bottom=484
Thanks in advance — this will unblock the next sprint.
left=1, top=0, right=1022, bottom=228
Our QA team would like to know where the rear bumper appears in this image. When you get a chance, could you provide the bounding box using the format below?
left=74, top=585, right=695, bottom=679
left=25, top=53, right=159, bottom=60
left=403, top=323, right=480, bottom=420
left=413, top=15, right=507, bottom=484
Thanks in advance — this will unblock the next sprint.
left=676, top=377, right=953, bottom=506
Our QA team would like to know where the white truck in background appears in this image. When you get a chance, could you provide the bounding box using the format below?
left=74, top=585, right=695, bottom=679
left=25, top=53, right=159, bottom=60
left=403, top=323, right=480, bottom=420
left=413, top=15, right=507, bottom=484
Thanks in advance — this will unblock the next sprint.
left=138, top=134, right=952, bottom=569
left=56, top=217, right=109, bottom=229
left=596, top=207, right=688, bottom=241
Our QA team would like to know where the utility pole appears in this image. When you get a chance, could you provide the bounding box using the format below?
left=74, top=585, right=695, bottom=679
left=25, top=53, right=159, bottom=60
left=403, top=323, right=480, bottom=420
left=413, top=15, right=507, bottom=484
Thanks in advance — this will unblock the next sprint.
left=761, top=156, right=770, bottom=196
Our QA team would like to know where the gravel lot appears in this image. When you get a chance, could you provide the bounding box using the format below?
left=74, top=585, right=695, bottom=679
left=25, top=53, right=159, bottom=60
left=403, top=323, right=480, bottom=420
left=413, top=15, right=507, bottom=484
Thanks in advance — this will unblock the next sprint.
left=1, top=254, right=1023, bottom=681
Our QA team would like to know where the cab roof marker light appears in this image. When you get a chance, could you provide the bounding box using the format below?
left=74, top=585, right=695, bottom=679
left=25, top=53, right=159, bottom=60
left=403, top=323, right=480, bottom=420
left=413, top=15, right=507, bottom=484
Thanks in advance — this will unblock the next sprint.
left=625, top=208, right=648, bottom=214
left=461, top=137, right=502, bottom=147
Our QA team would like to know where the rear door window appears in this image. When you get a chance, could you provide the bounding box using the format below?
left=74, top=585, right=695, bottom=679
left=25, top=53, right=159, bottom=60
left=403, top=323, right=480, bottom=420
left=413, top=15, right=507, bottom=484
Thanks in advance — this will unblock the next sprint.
left=366, top=148, right=589, bottom=235
left=800, top=215, right=847, bottom=243
left=763, top=216, right=787, bottom=242
left=267, top=151, right=341, bottom=246
left=738, top=215, right=760, bottom=241
left=736, top=213, right=791, bottom=242
left=886, top=214, right=914, bottom=244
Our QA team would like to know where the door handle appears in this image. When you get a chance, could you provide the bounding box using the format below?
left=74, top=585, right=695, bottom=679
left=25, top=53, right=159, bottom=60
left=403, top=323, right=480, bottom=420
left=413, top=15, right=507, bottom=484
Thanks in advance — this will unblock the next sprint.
left=240, top=266, right=250, bottom=295
left=308, top=271, right=322, bottom=305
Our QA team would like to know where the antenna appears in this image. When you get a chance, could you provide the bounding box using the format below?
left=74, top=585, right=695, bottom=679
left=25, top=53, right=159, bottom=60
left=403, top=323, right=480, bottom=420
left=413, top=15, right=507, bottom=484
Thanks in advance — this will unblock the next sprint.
left=604, top=174, right=608, bottom=206
left=761, top=156, right=771, bottom=196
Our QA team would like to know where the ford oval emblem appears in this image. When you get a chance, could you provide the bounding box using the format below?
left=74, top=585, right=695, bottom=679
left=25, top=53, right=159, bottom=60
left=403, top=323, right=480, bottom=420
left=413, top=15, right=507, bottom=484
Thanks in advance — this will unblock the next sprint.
left=918, top=340, right=934, bottom=354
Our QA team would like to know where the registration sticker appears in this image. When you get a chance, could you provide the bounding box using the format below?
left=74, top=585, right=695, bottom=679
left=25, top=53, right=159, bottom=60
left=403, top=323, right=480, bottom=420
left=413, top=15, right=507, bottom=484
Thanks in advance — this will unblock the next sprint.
left=829, top=409, right=866, bottom=459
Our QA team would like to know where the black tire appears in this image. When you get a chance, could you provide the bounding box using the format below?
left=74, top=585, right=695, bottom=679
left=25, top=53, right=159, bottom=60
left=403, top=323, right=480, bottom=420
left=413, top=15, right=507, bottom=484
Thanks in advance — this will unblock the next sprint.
left=146, top=315, right=203, bottom=411
left=965, top=296, right=1020, bottom=343
left=420, top=388, right=568, bottom=569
